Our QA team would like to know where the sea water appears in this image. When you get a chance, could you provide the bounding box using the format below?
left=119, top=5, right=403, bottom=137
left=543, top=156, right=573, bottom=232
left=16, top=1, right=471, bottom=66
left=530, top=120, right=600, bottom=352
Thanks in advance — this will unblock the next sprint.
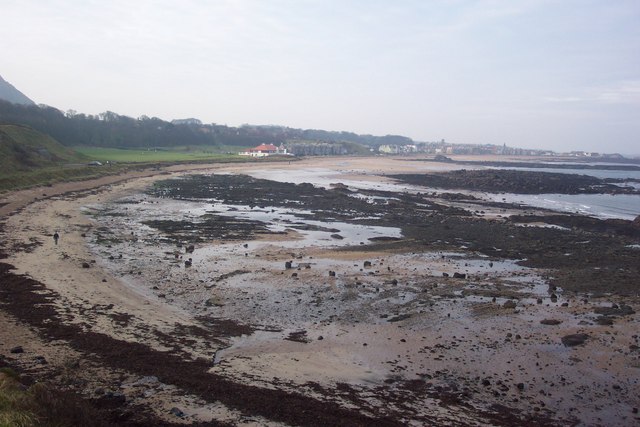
left=246, top=165, right=640, bottom=220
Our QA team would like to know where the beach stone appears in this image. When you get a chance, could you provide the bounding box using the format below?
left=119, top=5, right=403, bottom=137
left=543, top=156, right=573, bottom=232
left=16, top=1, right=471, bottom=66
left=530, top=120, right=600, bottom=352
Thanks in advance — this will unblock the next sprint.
left=540, top=319, right=562, bottom=325
left=453, top=272, right=466, bottom=279
left=595, top=316, right=614, bottom=325
left=364, top=261, right=372, bottom=268
left=594, top=304, right=634, bottom=316
left=503, top=300, right=517, bottom=309
left=561, top=333, right=589, bottom=347
left=10, top=346, right=23, bottom=354
left=285, top=261, right=292, bottom=269
left=82, top=262, right=91, bottom=268
left=185, top=244, right=195, bottom=253
left=331, top=234, right=344, bottom=240
left=329, top=270, right=336, bottom=277
left=169, top=407, right=185, bottom=418
left=104, top=392, right=126, bottom=405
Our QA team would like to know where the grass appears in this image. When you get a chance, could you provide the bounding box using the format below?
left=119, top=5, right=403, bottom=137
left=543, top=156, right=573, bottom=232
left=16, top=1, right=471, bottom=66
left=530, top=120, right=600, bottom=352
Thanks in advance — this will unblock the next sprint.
left=0, top=368, right=108, bottom=427
left=0, top=369, right=37, bottom=426
left=0, top=137, right=296, bottom=192
left=0, top=163, right=129, bottom=193
left=74, top=145, right=246, bottom=163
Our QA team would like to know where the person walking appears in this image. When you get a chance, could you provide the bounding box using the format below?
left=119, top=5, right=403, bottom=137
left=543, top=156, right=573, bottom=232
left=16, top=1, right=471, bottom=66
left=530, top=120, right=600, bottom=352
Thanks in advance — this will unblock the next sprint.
left=53, top=231, right=59, bottom=245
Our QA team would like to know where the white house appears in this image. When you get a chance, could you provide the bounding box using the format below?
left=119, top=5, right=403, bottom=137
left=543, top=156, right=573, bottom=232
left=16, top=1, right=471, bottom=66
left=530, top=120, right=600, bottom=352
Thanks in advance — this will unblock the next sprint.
left=239, top=144, right=289, bottom=157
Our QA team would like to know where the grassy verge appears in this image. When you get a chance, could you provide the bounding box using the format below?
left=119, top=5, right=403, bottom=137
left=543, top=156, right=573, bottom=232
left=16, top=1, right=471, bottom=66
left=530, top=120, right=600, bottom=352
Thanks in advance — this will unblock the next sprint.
left=0, top=164, right=130, bottom=193
left=0, top=367, right=107, bottom=427
left=0, top=152, right=299, bottom=193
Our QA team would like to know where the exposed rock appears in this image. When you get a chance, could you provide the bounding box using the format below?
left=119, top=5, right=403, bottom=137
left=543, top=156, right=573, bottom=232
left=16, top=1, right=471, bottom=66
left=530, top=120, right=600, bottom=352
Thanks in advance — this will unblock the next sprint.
left=594, top=304, right=635, bottom=316
left=595, top=316, right=614, bottom=326
left=503, top=300, right=517, bottom=309
left=540, top=319, right=562, bottom=325
left=561, top=333, right=589, bottom=347
left=10, top=346, right=23, bottom=354
left=169, top=407, right=185, bottom=418
left=453, top=272, right=466, bottom=279
left=82, top=262, right=91, bottom=268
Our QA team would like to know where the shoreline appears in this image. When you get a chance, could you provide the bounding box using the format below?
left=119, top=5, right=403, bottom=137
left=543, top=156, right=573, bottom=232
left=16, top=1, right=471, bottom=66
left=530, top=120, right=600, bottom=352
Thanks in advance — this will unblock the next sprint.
left=1, top=156, right=639, bottom=426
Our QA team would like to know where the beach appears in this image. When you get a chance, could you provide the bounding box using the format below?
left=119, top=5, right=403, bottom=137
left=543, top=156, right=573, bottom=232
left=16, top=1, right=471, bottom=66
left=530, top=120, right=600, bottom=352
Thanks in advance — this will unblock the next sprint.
left=1, top=156, right=638, bottom=426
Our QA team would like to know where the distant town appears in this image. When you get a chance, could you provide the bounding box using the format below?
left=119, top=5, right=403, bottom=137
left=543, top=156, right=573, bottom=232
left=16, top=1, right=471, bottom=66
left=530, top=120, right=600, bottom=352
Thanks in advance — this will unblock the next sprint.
left=376, top=139, right=628, bottom=159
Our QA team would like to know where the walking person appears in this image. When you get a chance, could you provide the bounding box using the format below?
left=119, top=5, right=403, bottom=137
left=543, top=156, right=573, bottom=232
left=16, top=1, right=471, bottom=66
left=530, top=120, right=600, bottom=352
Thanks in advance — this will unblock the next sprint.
left=53, top=231, right=59, bottom=245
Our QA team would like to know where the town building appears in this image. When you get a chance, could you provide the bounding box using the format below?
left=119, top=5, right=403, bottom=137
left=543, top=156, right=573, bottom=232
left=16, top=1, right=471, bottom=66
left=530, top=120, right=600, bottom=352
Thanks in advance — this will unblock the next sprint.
left=239, top=143, right=289, bottom=157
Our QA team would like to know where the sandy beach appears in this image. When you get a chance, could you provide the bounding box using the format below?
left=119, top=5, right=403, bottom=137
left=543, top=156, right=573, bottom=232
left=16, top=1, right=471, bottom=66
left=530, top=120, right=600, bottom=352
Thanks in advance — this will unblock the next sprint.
left=1, top=156, right=638, bottom=426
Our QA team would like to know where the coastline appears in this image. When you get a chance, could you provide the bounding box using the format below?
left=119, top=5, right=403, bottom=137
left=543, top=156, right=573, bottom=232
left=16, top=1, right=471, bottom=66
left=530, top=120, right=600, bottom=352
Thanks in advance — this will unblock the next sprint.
left=1, top=156, right=638, bottom=426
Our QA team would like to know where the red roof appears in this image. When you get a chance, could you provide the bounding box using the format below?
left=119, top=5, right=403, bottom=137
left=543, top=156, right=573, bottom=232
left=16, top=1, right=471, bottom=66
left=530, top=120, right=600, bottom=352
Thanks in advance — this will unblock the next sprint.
left=250, top=144, right=278, bottom=152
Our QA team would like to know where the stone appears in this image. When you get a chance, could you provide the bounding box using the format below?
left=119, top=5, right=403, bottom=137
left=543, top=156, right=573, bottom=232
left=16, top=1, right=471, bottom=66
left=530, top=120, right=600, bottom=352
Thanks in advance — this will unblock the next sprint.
left=453, top=272, right=466, bottom=279
left=10, top=346, right=24, bottom=354
left=540, top=319, right=562, bottom=325
left=561, top=333, right=589, bottom=347
left=503, top=300, right=517, bottom=309
left=169, top=407, right=185, bottom=418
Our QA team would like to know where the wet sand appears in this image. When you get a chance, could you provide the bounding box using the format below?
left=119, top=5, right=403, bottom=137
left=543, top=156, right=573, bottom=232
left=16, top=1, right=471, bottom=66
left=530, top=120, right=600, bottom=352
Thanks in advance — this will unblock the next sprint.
left=1, top=156, right=639, bottom=426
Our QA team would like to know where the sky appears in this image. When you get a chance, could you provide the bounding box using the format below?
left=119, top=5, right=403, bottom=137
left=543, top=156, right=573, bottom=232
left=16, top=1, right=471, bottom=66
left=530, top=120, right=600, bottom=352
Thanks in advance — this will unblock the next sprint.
left=1, top=0, right=639, bottom=154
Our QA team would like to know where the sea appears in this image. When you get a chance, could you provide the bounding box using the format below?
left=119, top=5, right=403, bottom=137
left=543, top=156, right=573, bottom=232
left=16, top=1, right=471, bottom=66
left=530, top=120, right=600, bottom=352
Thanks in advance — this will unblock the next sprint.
left=248, top=163, right=640, bottom=221
left=486, top=164, right=640, bottom=220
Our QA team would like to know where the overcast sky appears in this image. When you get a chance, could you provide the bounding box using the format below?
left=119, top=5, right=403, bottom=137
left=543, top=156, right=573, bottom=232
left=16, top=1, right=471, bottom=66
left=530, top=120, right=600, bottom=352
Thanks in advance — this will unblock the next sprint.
left=1, top=0, right=639, bottom=154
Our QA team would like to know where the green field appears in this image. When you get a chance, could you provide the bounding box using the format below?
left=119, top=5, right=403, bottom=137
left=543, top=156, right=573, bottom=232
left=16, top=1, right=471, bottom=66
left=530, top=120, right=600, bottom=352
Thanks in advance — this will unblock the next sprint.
left=74, top=145, right=245, bottom=163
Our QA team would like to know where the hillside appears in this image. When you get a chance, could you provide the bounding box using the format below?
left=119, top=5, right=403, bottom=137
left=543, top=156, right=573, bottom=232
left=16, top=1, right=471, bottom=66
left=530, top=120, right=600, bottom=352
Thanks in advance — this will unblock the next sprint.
left=0, top=75, right=35, bottom=105
left=0, top=124, right=87, bottom=174
left=0, top=99, right=406, bottom=152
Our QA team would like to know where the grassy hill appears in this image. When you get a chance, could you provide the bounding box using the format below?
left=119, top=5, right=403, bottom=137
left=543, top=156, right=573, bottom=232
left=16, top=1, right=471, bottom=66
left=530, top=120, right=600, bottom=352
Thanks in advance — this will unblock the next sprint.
left=0, top=124, right=118, bottom=191
left=0, top=124, right=87, bottom=173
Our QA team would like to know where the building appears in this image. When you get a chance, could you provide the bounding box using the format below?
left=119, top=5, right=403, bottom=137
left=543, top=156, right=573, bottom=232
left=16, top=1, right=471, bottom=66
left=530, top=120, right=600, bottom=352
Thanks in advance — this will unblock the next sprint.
left=239, top=143, right=289, bottom=157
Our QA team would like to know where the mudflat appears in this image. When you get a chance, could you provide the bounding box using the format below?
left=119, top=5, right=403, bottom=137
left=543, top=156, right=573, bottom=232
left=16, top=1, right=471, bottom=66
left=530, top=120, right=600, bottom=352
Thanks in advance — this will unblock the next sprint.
left=1, top=156, right=638, bottom=426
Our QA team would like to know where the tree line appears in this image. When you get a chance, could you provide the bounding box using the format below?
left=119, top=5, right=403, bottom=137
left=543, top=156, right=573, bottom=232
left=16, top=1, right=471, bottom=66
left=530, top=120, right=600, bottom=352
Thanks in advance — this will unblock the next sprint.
left=0, top=100, right=414, bottom=151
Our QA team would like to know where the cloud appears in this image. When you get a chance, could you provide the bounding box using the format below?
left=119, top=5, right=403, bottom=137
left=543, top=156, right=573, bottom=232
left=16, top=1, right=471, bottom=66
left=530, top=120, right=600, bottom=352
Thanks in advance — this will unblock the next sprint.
left=544, top=80, right=640, bottom=105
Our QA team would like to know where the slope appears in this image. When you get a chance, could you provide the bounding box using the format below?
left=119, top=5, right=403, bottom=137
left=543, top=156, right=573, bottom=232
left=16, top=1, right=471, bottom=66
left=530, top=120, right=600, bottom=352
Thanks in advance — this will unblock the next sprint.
left=0, top=75, right=35, bottom=105
left=0, top=124, right=87, bottom=174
